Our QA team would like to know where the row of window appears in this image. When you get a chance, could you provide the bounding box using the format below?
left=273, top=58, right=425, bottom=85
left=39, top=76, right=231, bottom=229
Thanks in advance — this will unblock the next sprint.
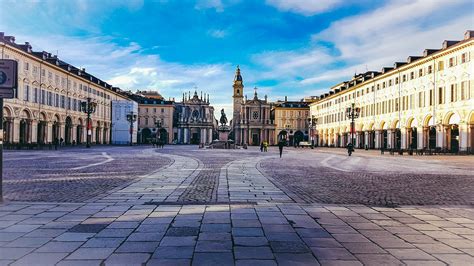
left=316, top=81, right=472, bottom=125
left=5, top=54, right=113, bottom=100
left=22, top=85, right=107, bottom=117
left=138, top=107, right=166, bottom=113
left=317, top=53, right=470, bottom=110
left=139, top=117, right=165, bottom=127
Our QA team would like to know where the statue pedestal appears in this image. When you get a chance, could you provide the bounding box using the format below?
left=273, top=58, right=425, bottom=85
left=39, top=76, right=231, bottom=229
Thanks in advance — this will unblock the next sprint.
left=208, top=125, right=236, bottom=149
left=219, top=131, right=229, bottom=141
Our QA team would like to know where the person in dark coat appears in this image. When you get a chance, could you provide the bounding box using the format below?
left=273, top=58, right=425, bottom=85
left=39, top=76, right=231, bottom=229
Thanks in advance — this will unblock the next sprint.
left=260, top=142, right=264, bottom=152
left=54, top=138, right=59, bottom=150
left=278, top=140, right=285, bottom=158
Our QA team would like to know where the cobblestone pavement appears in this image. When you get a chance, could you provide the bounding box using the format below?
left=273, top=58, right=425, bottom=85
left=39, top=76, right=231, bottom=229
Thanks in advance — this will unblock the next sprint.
left=3, top=147, right=171, bottom=202
left=0, top=145, right=473, bottom=265
left=260, top=147, right=474, bottom=206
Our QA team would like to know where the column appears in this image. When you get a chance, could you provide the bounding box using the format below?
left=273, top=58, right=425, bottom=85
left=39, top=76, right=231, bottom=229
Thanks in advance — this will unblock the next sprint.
left=417, top=127, right=424, bottom=149
left=13, top=119, right=20, bottom=143
left=201, top=128, right=206, bottom=144
left=46, top=122, right=53, bottom=143
left=72, top=124, right=77, bottom=144
left=207, top=128, right=212, bottom=144
left=30, top=120, right=38, bottom=144
left=436, top=125, right=445, bottom=149
left=243, top=129, right=248, bottom=145
left=401, top=127, right=407, bottom=149
left=178, top=128, right=182, bottom=144
left=184, top=128, right=189, bottom=144
left=59, top=123, right=65, bottom=142
left=375, top=130, right=381, bottom=149
left=364, top=132, right=369, bottom=148
left=459, top=123, right=468, bottom=152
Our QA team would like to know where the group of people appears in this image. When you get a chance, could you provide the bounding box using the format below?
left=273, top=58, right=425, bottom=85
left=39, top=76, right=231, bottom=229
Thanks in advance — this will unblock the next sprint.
left=262, top=140, right=287, bottom=158
left=152, top=140, right=165, bottom=148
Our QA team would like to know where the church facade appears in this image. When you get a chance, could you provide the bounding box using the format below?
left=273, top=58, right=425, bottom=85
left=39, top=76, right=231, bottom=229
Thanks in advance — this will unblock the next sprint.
left=175, top=91, right=215, bottom=145
left=232, top=66, right=276, bottom=146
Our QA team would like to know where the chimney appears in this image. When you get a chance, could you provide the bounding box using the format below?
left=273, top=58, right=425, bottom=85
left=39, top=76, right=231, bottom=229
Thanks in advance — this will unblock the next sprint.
left=25, top=42, right=32, bottom=53
left=442, top=40, right=458, bottom=49
left=284, top=96, right=287, bottom=102
left=464, top=30, right=474, bottom=40
left=4, top=36, right=15, bottom=43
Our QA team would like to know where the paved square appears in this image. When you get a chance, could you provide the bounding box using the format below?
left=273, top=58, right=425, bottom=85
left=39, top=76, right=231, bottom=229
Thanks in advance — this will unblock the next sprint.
left=0, top=146, right=473, bottom=265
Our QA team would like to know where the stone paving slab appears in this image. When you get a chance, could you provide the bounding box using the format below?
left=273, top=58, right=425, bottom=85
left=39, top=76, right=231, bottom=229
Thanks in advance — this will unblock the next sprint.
left=0, top=201, right=473, bottom=265
left=0, top=147, right=473, bottom=265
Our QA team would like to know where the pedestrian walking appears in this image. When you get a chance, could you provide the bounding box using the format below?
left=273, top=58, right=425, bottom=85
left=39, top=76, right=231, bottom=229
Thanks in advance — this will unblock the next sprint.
left=263, top=141, right=268, bottom=152
left=54, top=138, right=59, bottom=150
left=260, top=142, right=264, bottom=152
left=278, top=140, right=284, bottom=158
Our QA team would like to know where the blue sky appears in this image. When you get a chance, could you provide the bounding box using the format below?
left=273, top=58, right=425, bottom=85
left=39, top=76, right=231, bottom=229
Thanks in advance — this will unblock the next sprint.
left=1, top=0, right=472, bottom=113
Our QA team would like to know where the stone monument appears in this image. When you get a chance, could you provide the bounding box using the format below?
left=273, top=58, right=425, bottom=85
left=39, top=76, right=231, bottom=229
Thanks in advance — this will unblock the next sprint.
left=209, top=109, right=235, bottom=149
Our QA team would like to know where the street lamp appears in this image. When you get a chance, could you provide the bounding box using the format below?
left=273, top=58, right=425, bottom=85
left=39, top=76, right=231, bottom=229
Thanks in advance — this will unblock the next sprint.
left=345, top=103, right=360, bottom=146
left=126, top=112, right=137, bottom=146
left=80, top=97, right=97, bottom=148
left=307, top=115, right=318, bottom=148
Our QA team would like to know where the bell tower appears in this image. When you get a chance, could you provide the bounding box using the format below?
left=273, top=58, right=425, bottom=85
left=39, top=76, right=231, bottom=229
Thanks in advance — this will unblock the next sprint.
left=232, top=66, right=244, bottom=143
left=232, top=65, right=244, bottom=122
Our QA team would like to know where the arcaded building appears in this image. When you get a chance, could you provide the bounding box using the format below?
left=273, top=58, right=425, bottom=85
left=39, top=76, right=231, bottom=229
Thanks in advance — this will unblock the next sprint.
left=0, top=32, right=131, bottom=146
left=309, top=31, right=474, bottom=153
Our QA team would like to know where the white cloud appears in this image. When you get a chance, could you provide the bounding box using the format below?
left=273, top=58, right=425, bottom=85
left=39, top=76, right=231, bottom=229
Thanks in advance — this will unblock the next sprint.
left=195, top=0, right=224, bottom=12
left=266, top=0, right=341, bottom=16
left=208, top=29, right=227, bottom=38
left=9, top=33, right=235, bottom=115
left=300, top=0, right=471, bottom=85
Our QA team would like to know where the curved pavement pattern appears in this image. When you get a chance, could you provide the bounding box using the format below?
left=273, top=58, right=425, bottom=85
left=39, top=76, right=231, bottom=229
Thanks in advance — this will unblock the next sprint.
left=0, top=146, right=473, bottom=265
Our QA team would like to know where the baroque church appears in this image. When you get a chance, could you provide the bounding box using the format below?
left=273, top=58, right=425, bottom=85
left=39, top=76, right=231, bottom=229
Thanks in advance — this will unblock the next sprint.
left=231, top=66, right=276, bottom=145
left=175, top=90, right=215, bottom=145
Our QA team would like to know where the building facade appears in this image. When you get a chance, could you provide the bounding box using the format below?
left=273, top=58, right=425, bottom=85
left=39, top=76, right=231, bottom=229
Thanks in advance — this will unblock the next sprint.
left=309, top=31, right=474, bottom=153
left=175, top=91, right=214, bottom=145
left=111, top=100, right=138, bottom=145
left=272, top=98, right=311, bottom=146
left=0, top=32, right=130, bottom=146
left=133, top=91, right=175, bottom=144
left=232, top=67, right=276, bottom=146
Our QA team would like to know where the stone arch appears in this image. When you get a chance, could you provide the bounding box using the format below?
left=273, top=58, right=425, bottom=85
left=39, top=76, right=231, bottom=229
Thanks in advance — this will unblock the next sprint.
left=3, top=105, right=13, bottom=118
left=20, top=108, right=33, bottom=119
left=378, top=121, right=386, bottom=130
left=52, top=114, right=61, bottom=123
left=391, top=119, right=400, bottom=129
left=444, top=112, right=461, bottom=125
left=423, top=114, right=435, bottom=127
left=406, top=117, right=418, bottom=128
left=469, top=111, right=474, bottom=124
left=364, top=122, right=374, bottom=131
left=39, top=112, right=47, bottom=121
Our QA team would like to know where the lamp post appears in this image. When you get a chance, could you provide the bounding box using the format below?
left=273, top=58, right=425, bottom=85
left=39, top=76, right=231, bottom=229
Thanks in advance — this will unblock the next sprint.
left=80, top=97, right=97, bottom=148
left=307, top=115, right=318, bottom=148
left=345, top=103, right=360, bottom=146
left=126, top=112, right=137, bottom=146
left=155, top=119, right=162, bottom=144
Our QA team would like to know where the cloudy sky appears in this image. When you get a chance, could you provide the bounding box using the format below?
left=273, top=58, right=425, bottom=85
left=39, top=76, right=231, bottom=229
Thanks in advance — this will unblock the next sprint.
left=1, top=0, right=472, bottom=114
